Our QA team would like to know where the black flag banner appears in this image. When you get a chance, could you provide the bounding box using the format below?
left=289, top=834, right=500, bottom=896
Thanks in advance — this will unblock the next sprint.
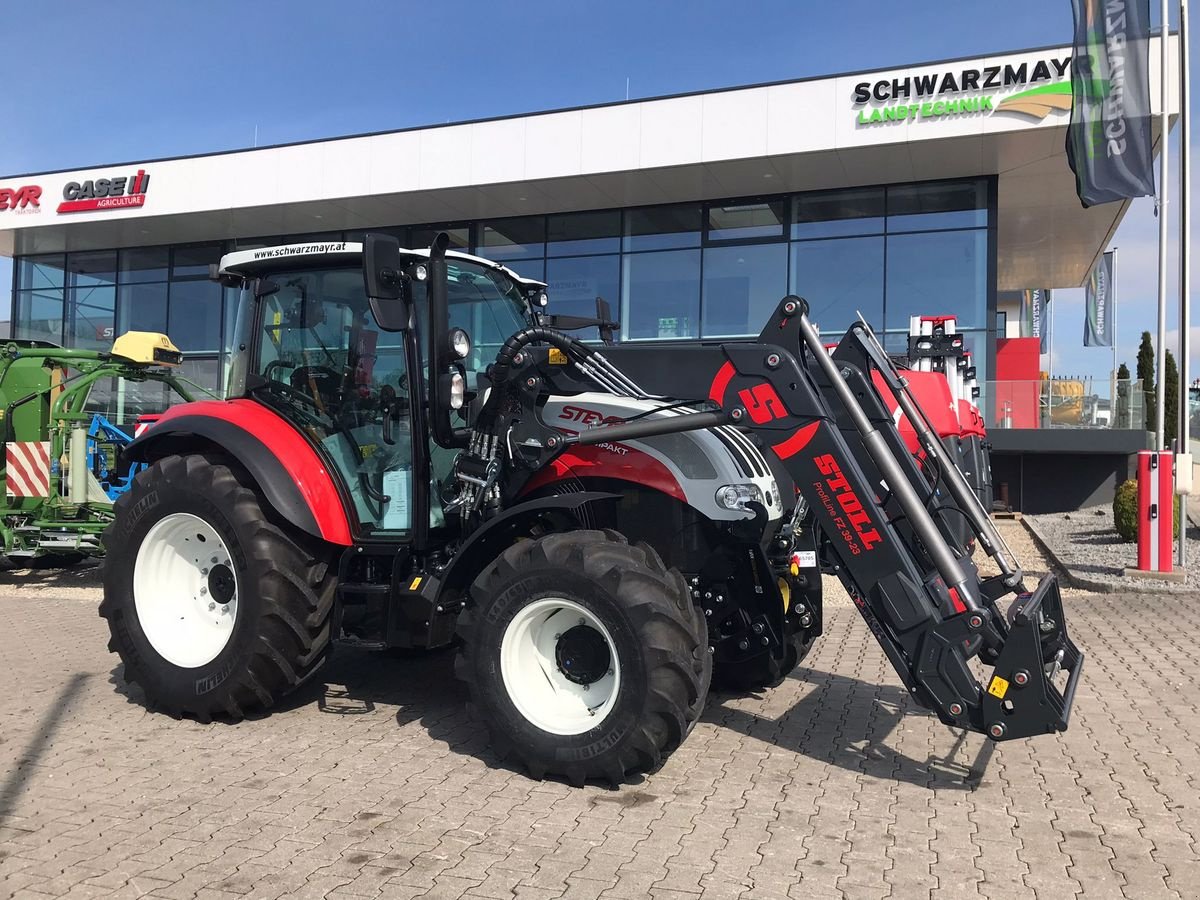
left=1066, top=0, right=1156, bottom=207
left=1084, top=251, right=1115, bottom=346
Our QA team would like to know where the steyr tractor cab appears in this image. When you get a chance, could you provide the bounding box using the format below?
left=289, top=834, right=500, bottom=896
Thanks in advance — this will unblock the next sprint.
left=102, top=234, right=1081, bottom=786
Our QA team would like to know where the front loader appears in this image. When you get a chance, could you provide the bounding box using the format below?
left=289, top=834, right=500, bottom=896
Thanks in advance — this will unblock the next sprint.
left=101, top=234, right=1081, bottom=786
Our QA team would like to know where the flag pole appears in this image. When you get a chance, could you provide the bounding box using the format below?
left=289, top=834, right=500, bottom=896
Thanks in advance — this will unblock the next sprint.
left=1179, top=0, right=1191, bottom=566
left=1049, top=289, right=1056, bottom=425
left=1157, top=0, right=1171, bottom=453
left=1112, top=247, right=1119, bottom=426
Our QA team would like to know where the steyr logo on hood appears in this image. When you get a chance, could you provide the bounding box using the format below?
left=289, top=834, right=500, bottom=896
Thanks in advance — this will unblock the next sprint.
left=58, top=169, right=149, bottom=214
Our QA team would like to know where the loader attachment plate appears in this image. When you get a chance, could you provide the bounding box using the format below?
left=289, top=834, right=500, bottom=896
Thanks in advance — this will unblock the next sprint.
left=982, top=574, right=1084, bottom=740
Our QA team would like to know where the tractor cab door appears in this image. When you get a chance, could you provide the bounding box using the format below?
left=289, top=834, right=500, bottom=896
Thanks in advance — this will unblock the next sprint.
left=250, top=268, right=415, bottom=537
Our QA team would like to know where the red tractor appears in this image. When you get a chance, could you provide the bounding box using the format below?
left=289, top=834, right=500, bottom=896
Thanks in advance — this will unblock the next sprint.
left=101, top=234, right=1081, bottom=786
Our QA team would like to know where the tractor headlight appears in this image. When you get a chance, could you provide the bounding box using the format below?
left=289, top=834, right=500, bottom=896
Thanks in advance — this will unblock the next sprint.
left=411, top=263, right=428, bottom=281
left=449, top=370, right=466, bottom=410
left=715, top=483, right=764, bottom=511
left=449, top=328, right=471, bottom=360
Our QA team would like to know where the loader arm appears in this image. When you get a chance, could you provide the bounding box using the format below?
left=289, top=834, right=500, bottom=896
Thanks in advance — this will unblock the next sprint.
left=464, top=295, right=1082, bottom=743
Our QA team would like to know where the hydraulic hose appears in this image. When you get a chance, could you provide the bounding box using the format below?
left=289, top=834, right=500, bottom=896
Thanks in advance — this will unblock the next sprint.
left=490, top=326, right=591, bottom=385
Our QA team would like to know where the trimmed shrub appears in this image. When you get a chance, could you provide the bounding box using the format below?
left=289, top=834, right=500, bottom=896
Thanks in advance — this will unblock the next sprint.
left=1112, top=478, right=1180, bottom=542
left=1113, top=480, right=1138, bottom=541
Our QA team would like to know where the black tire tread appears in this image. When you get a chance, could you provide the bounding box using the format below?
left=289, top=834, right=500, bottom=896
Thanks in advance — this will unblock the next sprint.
left=100, top=453, right=336, bottom=721
left=457, top=529, right=710, bottom=786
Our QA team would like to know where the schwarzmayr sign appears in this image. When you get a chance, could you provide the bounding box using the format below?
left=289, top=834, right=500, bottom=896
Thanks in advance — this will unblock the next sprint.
left=853, top=55, right=1074, bottom=125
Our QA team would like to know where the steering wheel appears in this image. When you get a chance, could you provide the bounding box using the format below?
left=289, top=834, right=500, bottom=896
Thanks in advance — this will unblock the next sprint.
left=262, top=376, right=330, bottom=419
left=290, top=364, right=342, bottom=400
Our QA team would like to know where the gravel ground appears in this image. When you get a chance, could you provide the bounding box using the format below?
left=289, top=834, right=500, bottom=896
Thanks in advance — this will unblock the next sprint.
left=1027, top=505, right=1200, bottom=592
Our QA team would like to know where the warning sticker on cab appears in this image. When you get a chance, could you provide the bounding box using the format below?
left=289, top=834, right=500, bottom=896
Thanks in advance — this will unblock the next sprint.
left=987, top=675, right=1010, bottom=699
left=548, top=347, right=568, bottom=365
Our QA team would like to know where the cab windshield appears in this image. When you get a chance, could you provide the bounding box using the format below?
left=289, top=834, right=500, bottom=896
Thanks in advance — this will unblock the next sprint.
left=246, top=257, right=527, bottom=535
left=415, top=260, right=529, bottom=378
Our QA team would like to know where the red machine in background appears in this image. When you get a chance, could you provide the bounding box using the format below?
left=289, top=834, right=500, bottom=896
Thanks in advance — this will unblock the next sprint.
left=884, top=316, right=994, bottom=515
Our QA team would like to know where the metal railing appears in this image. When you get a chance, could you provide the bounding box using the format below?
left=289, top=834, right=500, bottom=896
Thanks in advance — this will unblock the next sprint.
left=985, top=378, right=1146, bottom=430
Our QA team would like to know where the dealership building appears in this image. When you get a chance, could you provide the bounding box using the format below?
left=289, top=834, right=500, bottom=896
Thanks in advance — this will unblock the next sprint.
left=0, top=39, right=1180, bottom=511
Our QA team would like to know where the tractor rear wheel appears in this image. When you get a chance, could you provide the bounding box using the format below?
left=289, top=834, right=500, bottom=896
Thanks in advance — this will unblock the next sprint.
left=100, top=454, right=335, bottom=721
left=457, top=530, right=710, bottom=786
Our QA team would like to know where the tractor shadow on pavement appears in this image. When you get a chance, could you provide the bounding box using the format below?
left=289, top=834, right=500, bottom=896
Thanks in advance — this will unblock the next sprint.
left=708, top=667, right=994, bottom=791
left=0, top=559, right=103, bottom=590
left=108, top=648, right=993, bottom=792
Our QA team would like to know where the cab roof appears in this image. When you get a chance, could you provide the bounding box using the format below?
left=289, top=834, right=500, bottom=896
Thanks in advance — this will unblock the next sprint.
left=216, top=240, right=547, bottom=289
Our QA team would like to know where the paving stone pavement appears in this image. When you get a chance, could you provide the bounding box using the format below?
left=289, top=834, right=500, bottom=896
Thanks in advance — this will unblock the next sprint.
left=0, top=565, right=1197, bottom=899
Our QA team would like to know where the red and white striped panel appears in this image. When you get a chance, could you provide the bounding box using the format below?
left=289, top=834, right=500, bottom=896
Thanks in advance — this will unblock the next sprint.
left=6, top=441, right=51, bottom=498
left=134, top=415, right=161, bottom=438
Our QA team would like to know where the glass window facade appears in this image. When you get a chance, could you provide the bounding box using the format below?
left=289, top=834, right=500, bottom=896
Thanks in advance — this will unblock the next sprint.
left=10, top=177, right=995, bottom=396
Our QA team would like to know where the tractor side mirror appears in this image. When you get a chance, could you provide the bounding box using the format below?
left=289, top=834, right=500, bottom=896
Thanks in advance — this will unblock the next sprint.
left=363, top=233, right=410, bottom=331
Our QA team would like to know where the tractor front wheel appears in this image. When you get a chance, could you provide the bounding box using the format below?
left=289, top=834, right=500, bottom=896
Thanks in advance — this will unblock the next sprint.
left=100, top=454, right=335, bottom=721
left=457, top=530, right=711, bottom=787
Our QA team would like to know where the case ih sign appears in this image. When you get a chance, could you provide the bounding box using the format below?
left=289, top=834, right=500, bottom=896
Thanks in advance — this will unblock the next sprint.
left=0, top=185, right=42, bottom=214
left=57, top=169, right=150, bottom=214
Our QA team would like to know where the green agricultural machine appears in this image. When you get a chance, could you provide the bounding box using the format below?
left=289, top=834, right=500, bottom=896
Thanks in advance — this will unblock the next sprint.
left=0, top=331, right=202, bottom=565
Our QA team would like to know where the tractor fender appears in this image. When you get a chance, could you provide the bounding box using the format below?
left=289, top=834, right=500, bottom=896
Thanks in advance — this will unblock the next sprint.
left=123, top=399, right=353, bottom=546
left=438, top=492, right=620, bottom=597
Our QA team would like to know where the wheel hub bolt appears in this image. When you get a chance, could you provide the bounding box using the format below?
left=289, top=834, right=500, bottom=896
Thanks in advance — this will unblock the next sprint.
left=201, top=568, right=209, bottom=576
left=221, top=606, right=229, bottom=614
left=211, top=557, right=218, bottom=564
left=752, top=623, right=764, bottom=634
left=208, top=602, right=216, bottom=611
left=1013, top=670, right=1030, bottom=686
left=200, top=587, right=207, bottom=595
left=704, top=591, right=713, bottom=600
left=988, top=723, right=1006, bottom=739
left=949, top=702, right=963, bottom=716
left=760, top=636, right=770, bottom=646
left=738, top=639, right=749, bottom=650
left=705, top=609, right=712, bottom=617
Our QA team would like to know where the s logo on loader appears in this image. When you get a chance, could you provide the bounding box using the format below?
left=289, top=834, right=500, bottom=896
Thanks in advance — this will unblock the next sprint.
left=737, top=383, right=786, bottom=424
left=812, top=453, right=882, bottom=554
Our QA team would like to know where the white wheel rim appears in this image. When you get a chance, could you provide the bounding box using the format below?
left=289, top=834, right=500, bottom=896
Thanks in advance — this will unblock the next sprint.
left=500, top=598, right=621, bottom=736
left=133, top=513, right=239, bottom=669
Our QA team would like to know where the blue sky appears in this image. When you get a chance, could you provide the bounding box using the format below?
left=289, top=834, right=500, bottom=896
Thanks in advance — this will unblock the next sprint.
left=0, top=0, right=1193, bottom=383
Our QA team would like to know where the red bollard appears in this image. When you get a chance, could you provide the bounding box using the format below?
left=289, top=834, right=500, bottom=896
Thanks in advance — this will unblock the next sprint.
left=1136, top=451, right=1174, bottom=572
